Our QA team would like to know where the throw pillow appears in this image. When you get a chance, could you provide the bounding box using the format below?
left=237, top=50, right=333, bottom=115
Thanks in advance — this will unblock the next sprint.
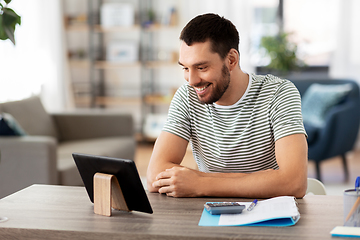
left=301, top=83, right=352, bottom=127
left=0, top=112, right=27, bottom=136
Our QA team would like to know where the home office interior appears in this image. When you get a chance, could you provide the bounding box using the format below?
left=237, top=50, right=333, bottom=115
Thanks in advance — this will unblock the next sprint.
left=1, top=0, right=360, bottom=200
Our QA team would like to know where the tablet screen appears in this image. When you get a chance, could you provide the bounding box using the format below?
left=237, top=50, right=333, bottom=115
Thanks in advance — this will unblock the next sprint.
left=73, top=153, right=153, bottom=214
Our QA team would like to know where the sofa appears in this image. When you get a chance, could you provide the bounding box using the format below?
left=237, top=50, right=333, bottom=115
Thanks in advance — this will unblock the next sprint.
left=0, top=96, right=136, bottom=198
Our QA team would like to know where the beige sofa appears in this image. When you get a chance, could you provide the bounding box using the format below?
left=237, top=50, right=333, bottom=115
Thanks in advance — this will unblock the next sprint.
left=0, top=96, right=136, bottom=198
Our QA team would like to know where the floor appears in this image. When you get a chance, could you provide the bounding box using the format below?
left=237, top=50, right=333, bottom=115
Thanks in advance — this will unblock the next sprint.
left=135, top=142, right=360, bottom=196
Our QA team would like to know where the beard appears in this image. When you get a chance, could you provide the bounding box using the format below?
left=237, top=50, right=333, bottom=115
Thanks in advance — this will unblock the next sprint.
left=197, top=64, right=231, bottom=104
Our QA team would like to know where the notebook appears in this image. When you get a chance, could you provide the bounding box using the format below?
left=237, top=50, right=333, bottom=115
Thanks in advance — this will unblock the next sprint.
left=198, top=196, right=300, bottom=227
left=331, top=226, right=360, bottom=238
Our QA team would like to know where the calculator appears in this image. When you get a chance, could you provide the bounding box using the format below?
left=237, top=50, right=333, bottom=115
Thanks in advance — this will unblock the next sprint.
left=204, top=202, right=245, bottom=215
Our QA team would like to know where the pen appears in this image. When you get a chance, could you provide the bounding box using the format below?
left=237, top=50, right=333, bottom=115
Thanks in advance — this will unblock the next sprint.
left=345, top=176, right=360, bottom=222
left=247, top=199, right=258, bottom=211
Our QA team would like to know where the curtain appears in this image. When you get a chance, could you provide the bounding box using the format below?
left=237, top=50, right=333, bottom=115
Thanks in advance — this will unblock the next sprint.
left=330, top=0, right=360, bottom=83
left=0, top=0, right=72, bottom=111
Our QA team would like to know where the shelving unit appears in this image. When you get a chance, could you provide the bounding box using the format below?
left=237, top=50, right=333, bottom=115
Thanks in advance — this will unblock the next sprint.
left=63, top=0, right=183, bottom=137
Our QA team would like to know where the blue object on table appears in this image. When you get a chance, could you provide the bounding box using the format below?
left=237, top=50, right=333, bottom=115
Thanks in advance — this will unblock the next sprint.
left=355, top=176, right=360, bottom=192
left=247, top=199, right=258, bottom=211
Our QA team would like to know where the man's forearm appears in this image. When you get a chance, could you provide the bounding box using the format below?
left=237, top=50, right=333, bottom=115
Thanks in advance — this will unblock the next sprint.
left=151, top=165, right=307, bottom=198
left=146, top=131, right=189, bottom=192
left=198, top=168, right=307, bottom=198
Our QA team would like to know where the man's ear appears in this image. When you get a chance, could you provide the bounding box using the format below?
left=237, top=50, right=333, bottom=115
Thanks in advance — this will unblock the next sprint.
left=227, top=49, right=239, bottom=71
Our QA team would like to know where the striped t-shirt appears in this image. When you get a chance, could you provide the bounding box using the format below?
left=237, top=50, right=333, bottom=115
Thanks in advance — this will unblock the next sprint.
left=162, top=73, right=306, bottom=173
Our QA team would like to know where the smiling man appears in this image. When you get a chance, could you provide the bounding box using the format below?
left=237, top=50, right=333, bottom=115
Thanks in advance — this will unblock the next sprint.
left=146, top=13, right=308, bottom=198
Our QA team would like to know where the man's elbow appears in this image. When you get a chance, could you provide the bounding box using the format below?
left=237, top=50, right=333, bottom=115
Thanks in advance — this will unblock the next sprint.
left=293, top=186, right=306, bottom=199
left=291, top=177, right=307, bottom=199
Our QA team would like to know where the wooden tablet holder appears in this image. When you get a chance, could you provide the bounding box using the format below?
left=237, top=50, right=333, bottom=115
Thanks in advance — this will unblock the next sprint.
left=93, top=173, right=129, bottom=216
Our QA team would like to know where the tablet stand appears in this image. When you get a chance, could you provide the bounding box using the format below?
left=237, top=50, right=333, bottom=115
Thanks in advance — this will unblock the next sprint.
left=93, top=173, right=129, bottom=216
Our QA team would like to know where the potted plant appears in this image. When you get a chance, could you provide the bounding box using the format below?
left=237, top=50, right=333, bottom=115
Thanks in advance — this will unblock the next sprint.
left=259, top=32, right=304, bottom=76
left=0, top=0, right=21, bottom=45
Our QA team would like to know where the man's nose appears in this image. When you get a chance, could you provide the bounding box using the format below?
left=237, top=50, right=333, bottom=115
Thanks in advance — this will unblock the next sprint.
left=188, top=70, right=201, bottom=86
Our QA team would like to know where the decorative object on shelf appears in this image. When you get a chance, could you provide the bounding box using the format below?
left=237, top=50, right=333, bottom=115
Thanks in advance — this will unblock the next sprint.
left=64, top=14, right=87, bottom=26
left=107, top=41, right=138, bottom=63
left=166, top=7, right=178, bottom=26
left=0, top=0, right=21, bottom=45
left=68, top=48, right=87, bottom=59
left=260, top=32, right=303, bottom=74
left=143, top=114, right=168, bottom=139
left=100, top=3, right=134, bottom=27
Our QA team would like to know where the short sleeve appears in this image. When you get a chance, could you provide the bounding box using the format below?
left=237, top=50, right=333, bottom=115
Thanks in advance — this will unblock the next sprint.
left=162, top=85, right=191, bottom=141
left=269, top=80, right=307, bottom=141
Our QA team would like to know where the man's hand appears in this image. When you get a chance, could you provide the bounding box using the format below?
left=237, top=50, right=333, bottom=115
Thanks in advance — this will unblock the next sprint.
left=147, top=131, right=189, bottom=193
left=152, top=166, right=204, bottom=197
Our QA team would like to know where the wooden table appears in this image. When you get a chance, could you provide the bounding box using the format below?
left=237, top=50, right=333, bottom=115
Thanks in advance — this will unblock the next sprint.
left=0, top=184, right=344, bottom=240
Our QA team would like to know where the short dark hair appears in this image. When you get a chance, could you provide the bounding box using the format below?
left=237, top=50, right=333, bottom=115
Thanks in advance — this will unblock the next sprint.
left=180, top=13, right=239, bottom=59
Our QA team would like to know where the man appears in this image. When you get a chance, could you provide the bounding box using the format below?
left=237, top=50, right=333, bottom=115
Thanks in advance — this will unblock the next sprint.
left=147, top=13, right=308, bottom=198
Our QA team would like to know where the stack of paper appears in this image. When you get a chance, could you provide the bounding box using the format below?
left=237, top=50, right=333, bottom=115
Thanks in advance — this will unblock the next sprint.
left=199, top=196, right=300, bottom=227
left=331, top=226, right=360, bottom=238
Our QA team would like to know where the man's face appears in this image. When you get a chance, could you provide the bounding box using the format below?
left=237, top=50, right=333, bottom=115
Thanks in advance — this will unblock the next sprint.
left=178, top=41, right=230, bottom=104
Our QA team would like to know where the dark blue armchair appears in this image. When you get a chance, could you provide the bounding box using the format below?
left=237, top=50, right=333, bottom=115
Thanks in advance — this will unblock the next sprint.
left=290, top=78, right=360, bottom=181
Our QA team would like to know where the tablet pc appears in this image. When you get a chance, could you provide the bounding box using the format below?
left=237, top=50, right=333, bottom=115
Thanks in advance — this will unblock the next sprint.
left=72, top=153, right=153, bottom=214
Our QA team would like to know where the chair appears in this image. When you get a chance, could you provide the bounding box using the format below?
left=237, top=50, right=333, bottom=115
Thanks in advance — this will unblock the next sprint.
left=306, top=178, right=326, bottom=195
left=290, top=78, right=360, bottom=181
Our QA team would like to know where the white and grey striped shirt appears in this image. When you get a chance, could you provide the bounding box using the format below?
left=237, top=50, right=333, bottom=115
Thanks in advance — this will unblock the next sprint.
left=163, top=73, right=306, bottom=173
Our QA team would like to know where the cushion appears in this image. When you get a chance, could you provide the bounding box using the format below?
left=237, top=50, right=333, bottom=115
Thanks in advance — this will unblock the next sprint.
left=0, top=112, right=27, bottom=136
left=301, top=83, right=352, bottom=127
left=0, top=96, right=58, bottom=138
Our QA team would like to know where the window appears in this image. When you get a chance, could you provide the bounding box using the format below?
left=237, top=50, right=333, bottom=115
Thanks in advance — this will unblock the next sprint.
left=251, top=0, right=340, bottom=68
left=283, top=0, right=340, bottom=66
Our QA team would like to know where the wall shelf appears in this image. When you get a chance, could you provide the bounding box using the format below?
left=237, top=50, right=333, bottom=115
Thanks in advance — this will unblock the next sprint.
left=93, top=25, right=141, bottom=33
left=94, top=61, right=141, bottom=69
left=63, top=0, right=181, bottom=138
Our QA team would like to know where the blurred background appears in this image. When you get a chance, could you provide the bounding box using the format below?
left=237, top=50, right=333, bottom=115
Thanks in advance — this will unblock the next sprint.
left=2, top=0, right=357, bottom=130
left=1, top=0, right=359, bottom=196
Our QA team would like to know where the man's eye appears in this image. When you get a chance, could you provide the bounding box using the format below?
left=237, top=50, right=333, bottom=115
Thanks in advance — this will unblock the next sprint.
left=198, top=66, right=207, bottom=70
